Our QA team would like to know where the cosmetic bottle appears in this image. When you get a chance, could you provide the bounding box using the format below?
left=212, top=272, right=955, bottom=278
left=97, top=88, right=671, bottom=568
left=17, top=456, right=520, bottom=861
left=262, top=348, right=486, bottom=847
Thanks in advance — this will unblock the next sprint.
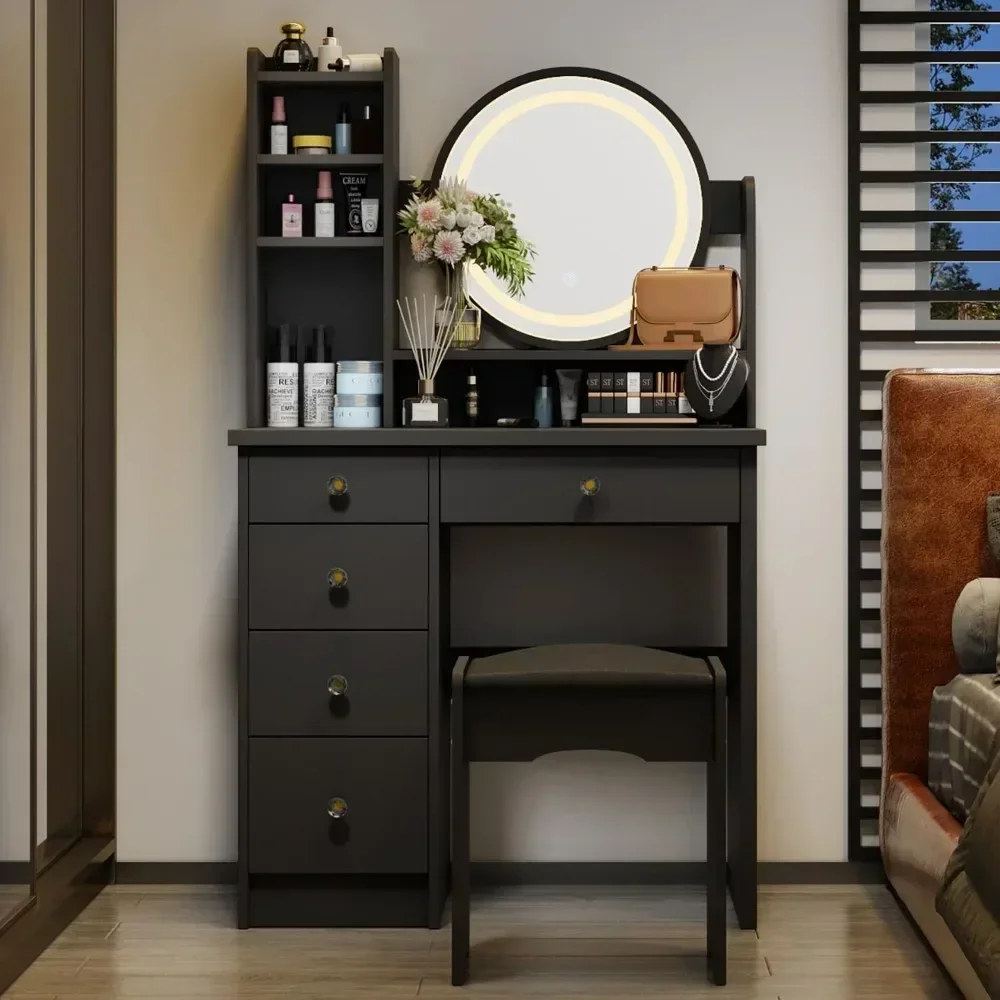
left=270, top=96, right=288, bottom=154
left=315, top=172, right=335, bottom=238
left=281, top=195, right=303, bottom=237
left=316, top=26, right=343, bottom=72
left=303, top=326, right=335, bottom=428
left=273, top=22, right=313, bottom=70
left=354, top=104, right=380, bottom=153
left=332, top=53, right=383, bottom=73
left=534, top=372, right=554, bottom=428
left=267, top=324, right=299, bottom=427
left=335, top=104, right=352, bottom=155
left=465, top=371, right=479, bottom=427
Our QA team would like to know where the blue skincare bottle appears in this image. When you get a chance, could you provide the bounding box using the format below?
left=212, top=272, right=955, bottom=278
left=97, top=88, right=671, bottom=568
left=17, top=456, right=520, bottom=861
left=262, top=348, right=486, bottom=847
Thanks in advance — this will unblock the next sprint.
left=335, top=104, right=352, bottom=154
left=534, top=372, right=554, bottom=428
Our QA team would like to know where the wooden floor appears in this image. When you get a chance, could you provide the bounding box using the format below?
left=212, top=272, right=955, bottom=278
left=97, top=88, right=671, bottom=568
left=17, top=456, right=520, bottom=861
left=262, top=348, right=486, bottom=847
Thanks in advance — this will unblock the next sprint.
left=5, top=884, right=959, bottom=999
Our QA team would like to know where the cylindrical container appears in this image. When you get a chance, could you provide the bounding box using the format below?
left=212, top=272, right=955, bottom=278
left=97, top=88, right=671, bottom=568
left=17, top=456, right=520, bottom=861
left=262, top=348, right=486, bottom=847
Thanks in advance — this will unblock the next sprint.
left=315, top=171, right=335, bottom=238
left=303, top=326, right=334, bottom=427
left=336, top=360, right=383, bottom=395
left=270, top=96, right=288, bottom=154
left=267, top=324, right=299, bottom=427
left=332, top=53, right=383, bottom=73
left=293, top=134, right=333, bottom=155
left=335, top=104, right=352, bottom=155
left=333, top=394, right=381, bottom=428
left=317, top=27, right=343, bottom=72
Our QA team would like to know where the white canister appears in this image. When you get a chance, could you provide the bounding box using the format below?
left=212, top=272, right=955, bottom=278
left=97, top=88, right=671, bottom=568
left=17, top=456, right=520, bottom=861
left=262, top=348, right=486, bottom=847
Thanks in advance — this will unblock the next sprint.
left=334, top=394, right=382, bottom=428
left=336, top=360, right=383, bottom=395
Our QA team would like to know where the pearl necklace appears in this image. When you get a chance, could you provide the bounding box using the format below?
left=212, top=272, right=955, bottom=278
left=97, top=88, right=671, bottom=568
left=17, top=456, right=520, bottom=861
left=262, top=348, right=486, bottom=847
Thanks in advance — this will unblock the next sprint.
left=692, top=347, right=739, bottom=413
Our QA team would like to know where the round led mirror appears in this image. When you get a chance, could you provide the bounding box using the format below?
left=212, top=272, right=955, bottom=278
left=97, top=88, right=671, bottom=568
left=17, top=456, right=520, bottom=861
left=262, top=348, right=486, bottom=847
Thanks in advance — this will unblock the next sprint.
left=434, top=68, right=710, bottom=347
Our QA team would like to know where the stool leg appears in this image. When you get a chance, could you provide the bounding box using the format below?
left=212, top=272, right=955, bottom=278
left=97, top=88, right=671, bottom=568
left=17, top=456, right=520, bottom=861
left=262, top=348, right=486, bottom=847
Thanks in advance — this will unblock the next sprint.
left=707, top=671, right=728, bottom=986
left=451, top=686, right=470, bottom=986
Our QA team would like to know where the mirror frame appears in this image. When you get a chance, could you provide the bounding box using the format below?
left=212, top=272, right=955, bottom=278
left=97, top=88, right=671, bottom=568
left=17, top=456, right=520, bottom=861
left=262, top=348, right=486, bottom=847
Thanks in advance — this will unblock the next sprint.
left=432, top=66, right=712, bottom=348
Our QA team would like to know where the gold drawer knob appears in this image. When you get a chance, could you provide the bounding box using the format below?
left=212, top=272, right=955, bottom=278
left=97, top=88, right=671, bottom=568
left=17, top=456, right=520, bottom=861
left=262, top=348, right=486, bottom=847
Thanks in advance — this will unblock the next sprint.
left=327, top=674, right=348, bottom=697
left=327, top=797, right=348, bottom=820
left=327, top=476, right=349, bottom=497
left=580, top=476, right=601, bottom=497
left=327, top=567, right=348, bottom=589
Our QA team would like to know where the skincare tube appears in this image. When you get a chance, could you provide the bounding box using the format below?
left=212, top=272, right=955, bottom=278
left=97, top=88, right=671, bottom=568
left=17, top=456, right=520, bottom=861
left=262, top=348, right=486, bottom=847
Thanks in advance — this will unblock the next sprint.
left=555, top=369, right=582, bottom=427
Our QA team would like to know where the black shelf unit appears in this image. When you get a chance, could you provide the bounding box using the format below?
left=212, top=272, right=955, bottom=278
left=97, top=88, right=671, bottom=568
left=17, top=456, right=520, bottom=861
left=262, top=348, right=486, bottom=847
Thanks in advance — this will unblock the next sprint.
left=245, top=47, right=400, bottom=427
left=848, top=5, right=1000, bottom=862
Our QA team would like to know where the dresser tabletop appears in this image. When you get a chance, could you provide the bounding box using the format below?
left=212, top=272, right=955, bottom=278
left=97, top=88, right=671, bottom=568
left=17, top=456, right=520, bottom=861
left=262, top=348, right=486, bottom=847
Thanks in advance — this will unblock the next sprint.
left=228, top=427, right=766, bottom=449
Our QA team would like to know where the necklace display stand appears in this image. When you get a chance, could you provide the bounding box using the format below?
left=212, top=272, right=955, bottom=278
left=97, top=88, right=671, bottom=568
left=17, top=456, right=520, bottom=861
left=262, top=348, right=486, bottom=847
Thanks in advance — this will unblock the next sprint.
left=684, top=345, right=749, bottom=421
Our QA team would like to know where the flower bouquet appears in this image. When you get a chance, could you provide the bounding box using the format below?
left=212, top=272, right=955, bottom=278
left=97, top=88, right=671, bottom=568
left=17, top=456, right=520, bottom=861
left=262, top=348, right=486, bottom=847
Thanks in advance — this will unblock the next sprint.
left=398, top=177, right=535, bottom=347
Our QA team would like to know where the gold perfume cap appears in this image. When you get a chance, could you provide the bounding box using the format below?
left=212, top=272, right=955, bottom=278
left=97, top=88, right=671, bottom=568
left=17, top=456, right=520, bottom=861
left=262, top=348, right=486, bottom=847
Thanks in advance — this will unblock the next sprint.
left=280, top=21, right=306, bottom=36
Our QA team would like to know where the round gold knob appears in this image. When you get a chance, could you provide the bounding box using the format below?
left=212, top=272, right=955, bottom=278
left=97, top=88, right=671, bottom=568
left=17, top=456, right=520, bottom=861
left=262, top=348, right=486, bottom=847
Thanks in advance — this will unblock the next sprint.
left=580, top=476, right=601, bottom=497
left=327, top=674, right=348, bottom=697
left=327, top=797, right=348, bottom=820
left=327, top=567, right=348, bottom=589
left=327, top=476, right=349, bottom=497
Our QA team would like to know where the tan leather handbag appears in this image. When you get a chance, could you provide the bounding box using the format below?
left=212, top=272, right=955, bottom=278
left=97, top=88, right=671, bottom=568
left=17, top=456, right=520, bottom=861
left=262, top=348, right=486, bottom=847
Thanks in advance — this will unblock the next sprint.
left=613, top=266, right=741, bottom=350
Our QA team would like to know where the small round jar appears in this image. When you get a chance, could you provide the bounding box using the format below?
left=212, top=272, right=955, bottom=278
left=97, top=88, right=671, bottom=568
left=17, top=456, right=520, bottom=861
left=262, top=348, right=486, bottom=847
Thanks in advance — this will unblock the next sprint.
left=336, top=360, right=383, bottom=395
left=333, top=393, right=381, bottom=428
left=293, top=134, right=333, bottom=155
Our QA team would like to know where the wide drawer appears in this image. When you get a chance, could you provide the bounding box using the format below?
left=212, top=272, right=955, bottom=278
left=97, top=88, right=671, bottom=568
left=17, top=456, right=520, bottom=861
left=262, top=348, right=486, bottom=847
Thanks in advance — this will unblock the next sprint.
left=249, top=631, right=427, bottom=737
left=248, top=738, right=427, bottom=874
left=440, top=450, right=740, bottom=524
left=249, top=525, right=428, bottom=630
left=249, top=455, right=428, bottom=523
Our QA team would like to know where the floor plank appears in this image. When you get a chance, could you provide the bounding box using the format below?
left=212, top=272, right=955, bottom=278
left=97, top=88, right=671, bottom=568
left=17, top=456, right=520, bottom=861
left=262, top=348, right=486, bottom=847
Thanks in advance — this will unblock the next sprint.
left=4, top=884, right=959, bottom=999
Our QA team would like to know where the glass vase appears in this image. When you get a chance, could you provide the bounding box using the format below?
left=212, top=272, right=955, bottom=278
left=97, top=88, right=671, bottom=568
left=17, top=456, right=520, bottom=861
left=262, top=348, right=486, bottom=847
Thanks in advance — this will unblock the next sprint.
left=439, top=264, right=481, bottom=350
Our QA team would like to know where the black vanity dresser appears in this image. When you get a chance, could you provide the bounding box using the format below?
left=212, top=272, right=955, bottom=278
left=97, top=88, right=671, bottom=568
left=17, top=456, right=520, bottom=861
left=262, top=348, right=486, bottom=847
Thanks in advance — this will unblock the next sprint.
left=233, top=53, right=764, bottom=933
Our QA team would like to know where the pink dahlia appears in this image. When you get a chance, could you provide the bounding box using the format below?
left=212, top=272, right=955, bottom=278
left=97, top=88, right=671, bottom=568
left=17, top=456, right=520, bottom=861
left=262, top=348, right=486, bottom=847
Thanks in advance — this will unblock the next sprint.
left=433, top=230, right=465, bottom=266
left=416, top=198, right=443, bottom=230
left=410, top=232, right=433, bottom=262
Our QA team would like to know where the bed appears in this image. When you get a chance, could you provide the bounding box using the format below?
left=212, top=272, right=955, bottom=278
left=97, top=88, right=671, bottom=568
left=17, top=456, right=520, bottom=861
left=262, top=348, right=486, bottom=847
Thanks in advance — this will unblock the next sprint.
left=881, top=370, right=1000, bottom=1000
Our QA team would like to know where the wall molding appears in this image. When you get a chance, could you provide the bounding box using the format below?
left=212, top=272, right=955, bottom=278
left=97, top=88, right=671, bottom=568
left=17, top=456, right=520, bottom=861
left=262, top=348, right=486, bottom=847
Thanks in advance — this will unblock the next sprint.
left=113, top=860, right=884, bottom=887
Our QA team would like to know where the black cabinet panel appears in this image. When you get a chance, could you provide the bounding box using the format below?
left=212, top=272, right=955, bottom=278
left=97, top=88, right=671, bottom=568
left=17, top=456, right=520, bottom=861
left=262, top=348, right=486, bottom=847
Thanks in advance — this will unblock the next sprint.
left=248, top=738, right=427, bottom=874
left=249, top=455, right=428, bottom=524
left=440, top=450, right=740, bottom=524
left=249, top=631, right=427, bottom=736
left=249, top=525, right=428, bottom=630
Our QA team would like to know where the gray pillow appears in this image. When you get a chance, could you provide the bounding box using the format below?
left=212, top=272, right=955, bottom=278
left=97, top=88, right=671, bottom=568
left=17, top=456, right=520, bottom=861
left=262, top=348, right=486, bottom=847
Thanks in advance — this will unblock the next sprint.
left=952, top=578, right=1000, bottom=674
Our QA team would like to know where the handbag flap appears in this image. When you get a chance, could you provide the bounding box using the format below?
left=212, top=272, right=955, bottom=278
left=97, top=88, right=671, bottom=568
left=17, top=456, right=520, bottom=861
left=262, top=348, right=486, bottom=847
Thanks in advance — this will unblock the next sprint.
left=634, top=269, right=735, bottom=326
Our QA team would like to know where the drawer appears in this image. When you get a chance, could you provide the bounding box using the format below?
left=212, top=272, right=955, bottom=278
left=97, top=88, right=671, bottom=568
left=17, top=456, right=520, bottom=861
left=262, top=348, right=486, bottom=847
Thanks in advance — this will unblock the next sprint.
left=249, top=455, right=428, bottom=523
left=440, top=450, right=739, bottom=524
left=249, top=525, right=428, bottom=630
left=249, top=631, right=427, bottom=737
left=248, top=738, right=427, bottom=874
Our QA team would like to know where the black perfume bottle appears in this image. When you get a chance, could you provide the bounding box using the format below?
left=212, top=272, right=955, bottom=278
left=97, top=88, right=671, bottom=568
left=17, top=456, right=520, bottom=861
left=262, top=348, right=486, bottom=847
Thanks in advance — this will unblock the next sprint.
left=273, top=22, right=313, bottom=70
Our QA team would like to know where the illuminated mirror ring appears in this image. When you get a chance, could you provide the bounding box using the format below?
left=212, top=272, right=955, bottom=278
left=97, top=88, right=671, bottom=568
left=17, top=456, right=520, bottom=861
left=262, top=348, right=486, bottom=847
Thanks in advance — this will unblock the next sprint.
left=432, top=67, right=710, bottom=347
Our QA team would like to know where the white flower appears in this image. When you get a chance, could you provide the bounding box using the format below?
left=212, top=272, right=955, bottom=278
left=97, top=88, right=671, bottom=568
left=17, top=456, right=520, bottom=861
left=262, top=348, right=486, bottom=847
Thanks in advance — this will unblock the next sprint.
left=455, top=210, right=474, bottom=229
left=479, top=224, right=496, bottom=244
left=440, top=209, right=457, bottom=230
left=416, top=199, right=443, bottom=230
left=462, top=225, right=483, bottom=245
left=437, top=177, right=469, bottom=207
left=410, top=232, right=433, bottom=262
left=433, top=229, right=465, bottom=265
left=469, top=211, right=484, bottom=228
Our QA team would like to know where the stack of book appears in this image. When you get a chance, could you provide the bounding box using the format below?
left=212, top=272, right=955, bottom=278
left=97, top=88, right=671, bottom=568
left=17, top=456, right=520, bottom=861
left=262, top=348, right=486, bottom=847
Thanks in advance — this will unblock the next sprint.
left=582, top=371, right=697, bottom=425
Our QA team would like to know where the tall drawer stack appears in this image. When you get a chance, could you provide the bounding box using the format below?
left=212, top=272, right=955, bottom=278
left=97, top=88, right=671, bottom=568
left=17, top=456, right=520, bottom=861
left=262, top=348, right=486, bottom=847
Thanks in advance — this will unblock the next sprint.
left=242, top=454, right=431, bottom=927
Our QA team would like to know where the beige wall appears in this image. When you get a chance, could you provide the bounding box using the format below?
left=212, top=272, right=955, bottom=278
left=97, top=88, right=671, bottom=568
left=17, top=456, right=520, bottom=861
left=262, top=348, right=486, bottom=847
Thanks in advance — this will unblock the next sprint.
left=117, top=0, right=850, bottom=862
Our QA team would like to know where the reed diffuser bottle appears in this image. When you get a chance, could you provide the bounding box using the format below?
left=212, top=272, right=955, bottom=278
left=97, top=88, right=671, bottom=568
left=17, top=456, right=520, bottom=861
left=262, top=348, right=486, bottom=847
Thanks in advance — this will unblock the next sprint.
left=397, top=296, right=461, bottom=427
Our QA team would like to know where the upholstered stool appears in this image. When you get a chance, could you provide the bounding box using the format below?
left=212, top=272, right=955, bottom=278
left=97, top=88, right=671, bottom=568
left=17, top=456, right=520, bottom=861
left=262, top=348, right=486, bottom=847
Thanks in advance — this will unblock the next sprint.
left=450, top=643, right=727, bottom=986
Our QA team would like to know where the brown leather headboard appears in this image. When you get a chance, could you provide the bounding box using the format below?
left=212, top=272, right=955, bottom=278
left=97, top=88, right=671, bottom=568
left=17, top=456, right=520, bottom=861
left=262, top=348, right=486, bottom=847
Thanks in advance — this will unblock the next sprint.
left=881, top=370, right=1000, bottom=786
